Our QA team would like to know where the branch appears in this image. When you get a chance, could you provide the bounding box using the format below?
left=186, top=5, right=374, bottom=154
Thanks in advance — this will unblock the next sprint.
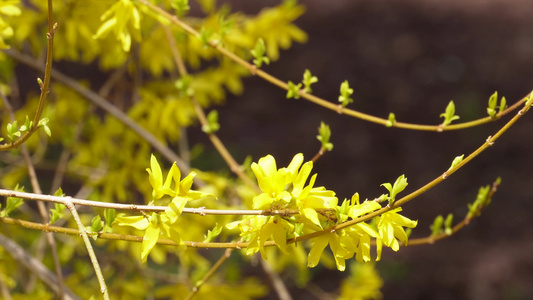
left=138, top=0, right=526, bottom=132
left=0, top=189, right=303, bottom=216
left=0, top=3, right=56, bottom=150
left=407, top=178, right=500, bottom=246
left=163, top=25, right=260, bottom=193
left=184, top=248, right=234, bottom=300
left=0, top=74, right=65, bottom=299
left=64, top=200, right=110, bottom=300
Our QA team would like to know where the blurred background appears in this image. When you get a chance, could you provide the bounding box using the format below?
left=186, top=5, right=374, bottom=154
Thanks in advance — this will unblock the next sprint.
left=201, top=0, right=533, bottom=299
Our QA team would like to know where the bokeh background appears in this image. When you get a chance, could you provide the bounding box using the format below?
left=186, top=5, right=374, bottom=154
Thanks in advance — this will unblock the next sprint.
left=198, top=0, right=533, bottom=299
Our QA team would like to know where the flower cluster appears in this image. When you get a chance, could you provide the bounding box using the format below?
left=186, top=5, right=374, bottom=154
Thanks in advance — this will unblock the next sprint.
left=230, top=154, right=418, bottom=271
left=115, top=154, right=212, bottom=262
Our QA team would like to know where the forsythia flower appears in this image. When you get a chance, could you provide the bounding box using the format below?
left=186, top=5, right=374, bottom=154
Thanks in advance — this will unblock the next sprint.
left=251, top=153, right=338, bottom=228
left=93, top=0, right=141, bottom=52
left=0, top=0, right=21, bottom=49
left=116, top=154, right=212, bottom=263
left=376, top=207, right=418, bottom=260
left=231, top=153, right=418, bottom=271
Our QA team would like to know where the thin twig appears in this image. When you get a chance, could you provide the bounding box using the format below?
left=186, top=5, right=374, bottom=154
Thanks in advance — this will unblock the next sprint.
left=64, top=199, right=110, bottom=300
left=0, top=1, right=56, bottom=151
left=407, top=179, right=500, bottom=246
left=138, top=0, right=526, bottom=132
left=184, top=248, right=234, bottom=300
left=163, top=25, right=260, bottom=192
left=0, top=88, right=65, bottom=299
left=0, top=189, right=302, bottom=215
left=260, top=259, right=292, bottom=300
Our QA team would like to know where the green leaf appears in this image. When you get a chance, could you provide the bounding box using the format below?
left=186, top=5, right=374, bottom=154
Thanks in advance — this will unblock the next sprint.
left=487, top=91, right=498, bottom=118
left=103, top=208, right=116, bottom=233
left=316, top=122, right=333, bottom=151
left=444, top=213, right=453, bottom=235
left=440, top=101, right=460, bottom=126
left=499, top=96, right=507, bottom=114
left=1, top=184, right=24, bottom=217
left=386, top=113, right=396, bottom=127
left=302, top=69, right=318, bottom=93
left=448, top=154, right=464, bottom=171
left=49, top=202, right=66, bottom=225
left=202, top=110, right=220, bottom=133
left=7, top=121, right=20, bottom=141
left=251, top=38, right=270, bottom=68
left=86, top=215, right=104, bottom=239
left=286, top=81, right=302, bottom=99
left=380, top=175, right=408, bottom=205
left=19, top=116, right=31, bottom=132
left=430, top=215, right=443, bottom=237
left=175, top=75, right=194, bottom=97
left=170, top=0, right=190, bottom=17
left=198, top=27, right=214, bottom=47
left=38, top=118, right=51, bottom=137
left=338, top=80, right=354, bottom=107
left=203, top=223, right=223, bottom=242
left=467, top=184, right=492, bottom=219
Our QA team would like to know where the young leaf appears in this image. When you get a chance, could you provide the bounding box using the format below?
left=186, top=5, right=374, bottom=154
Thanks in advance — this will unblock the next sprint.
left=430, top=215, right=443, bottom=237
left=499, top=96, right=507, bottom=114
left=198, top=27, right=214, bottom=47
left=86, top=215, right=104, bottom=240
left=38, top=118, right=51, bottom=137
left=202, top=110, right=220, bottom=133
left=170, top=0, right=190, bottom=17
left=49, top=202, right=66, bottom=224
left=302, top=69, right=318, bottom=93
left=286, top=81, right=302, bottom=99
left=203, top=223, right=222, bottom=242
left=440, top=101, right=460, bottom=126
left=338, top=80, right=354, bottom=107
left=444, top=213, right=453, bottom=235
left=487, top=91, right=498, bottom=118
left=448, top=154, right=464, bottom=171
left=386, top=113, right=396, bottom=127
left=316, top=122, right=333, bottom=151
left=251, top=38, right=270, bottom=68
left=1, top=184, right=24, bottom=217
left=7, top=121, right=20, bottom=141
left=103, top=208, right=116, bottom=233
left=380, top=175, right=408, bottom=205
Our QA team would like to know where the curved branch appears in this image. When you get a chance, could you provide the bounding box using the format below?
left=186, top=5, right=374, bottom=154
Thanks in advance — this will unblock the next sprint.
left=137, top=0, right=525, bottom=132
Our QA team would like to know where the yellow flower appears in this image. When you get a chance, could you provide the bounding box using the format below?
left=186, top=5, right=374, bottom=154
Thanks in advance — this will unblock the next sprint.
left=376, top=208, right=417, bottom=260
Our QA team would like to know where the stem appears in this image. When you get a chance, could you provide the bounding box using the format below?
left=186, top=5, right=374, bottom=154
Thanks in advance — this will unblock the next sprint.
left=407, top=178, right=499, bottom=246
left=0, top=189, right=302, bottom=215
left=163, top=25, right=260, bottom=193
left=0, top=1, right=55, bottom=151
left=0, top=88, right=65, bottom=299
left=64, top=200, right=110, bottom=300
left=137, top=0, right=526, bottom=132
left=184, top=248, right=234, bottom=300
left=260, top=259, right=292, bottom=300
